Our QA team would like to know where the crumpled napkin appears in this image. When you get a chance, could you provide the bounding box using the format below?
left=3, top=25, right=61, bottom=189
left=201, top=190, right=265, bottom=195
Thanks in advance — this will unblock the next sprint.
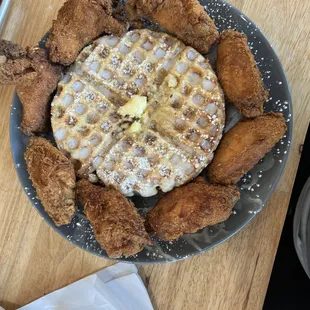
left=18, top=263, right=153, bottom=310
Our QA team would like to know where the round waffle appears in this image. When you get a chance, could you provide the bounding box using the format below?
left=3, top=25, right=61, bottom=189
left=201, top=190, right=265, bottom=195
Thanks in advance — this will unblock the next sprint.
left=51, top=29, right=225, bottom=197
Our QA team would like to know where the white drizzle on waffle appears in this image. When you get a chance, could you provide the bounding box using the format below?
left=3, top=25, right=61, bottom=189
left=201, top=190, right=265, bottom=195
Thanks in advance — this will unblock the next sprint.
left=51, top=29, right=225, bottom=197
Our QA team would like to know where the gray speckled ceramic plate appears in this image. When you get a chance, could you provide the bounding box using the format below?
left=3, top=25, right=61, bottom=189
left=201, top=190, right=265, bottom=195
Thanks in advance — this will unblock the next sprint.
left=10, top=0, right=292, bottom=264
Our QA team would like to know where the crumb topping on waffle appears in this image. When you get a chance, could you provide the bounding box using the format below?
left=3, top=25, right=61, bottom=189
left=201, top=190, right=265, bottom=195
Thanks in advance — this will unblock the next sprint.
left=51, top=29, right=225, bottom=197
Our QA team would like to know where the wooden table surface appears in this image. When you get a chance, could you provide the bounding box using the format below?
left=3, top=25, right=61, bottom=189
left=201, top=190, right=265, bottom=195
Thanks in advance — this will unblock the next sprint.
left=0, top=1, right=309, bottom=309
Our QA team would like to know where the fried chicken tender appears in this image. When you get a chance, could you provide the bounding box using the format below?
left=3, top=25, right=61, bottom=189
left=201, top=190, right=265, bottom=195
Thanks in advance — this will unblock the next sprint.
left=0, top=40, right=62, bottom=135
left=76, top=179, right=151, bottom=258
left=25, top=137, right=76, bottom=226
left=126, top=0, right=219, bottom=54
left=217, top=30, right=269, bottom=117
left=208, top=113, right=287, bottom=185
left=46, top=0, right=126, bottom=66
left=146, top=180, right=240, bottom=241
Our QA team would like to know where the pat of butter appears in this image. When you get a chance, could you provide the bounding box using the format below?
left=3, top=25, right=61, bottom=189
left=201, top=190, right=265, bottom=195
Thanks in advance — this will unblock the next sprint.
left=167, top=74, right=178, bottom=88
left=118, top=95, right=147, bottom=118
left=128, top=121, right=142, bottom=133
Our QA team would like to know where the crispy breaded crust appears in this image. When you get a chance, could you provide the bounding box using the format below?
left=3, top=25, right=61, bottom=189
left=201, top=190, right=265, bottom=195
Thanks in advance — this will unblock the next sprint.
left=0, top=40, right=36, bottom=84
left=76, top=179, right=151, bottom=258
left=146, top=181, right=240, bottom=241
left=0, top=41, right=62, bottom=135
left=24, top=137, right=76, bottom=226
left=126, top=0, right=219, bottom=54
left=46, top=0, right=126, bottom=65
left=18, top=47, right=62, bottom=135
left=0, top=39, right=26, bottom=64
left=208, top=113, right=287, bottom=185
left=217, top=30, right=269, bottom=117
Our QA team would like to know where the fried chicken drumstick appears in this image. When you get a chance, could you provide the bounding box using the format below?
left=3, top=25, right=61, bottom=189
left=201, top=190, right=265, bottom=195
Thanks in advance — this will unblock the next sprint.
left=126, top=0, right=219, bottom=54
left=217, top=30, right=269, bottom=117
left=0, top=40, right=62, bottom=135
left=146, top=178, right=240, bottom=241
left=208, top=113, right=287, bottom=185
left=25, top=137, right=76, bottom=226
left=77, top=180, right=151, bottom=258
left=46, top=0, right=126, bottom=65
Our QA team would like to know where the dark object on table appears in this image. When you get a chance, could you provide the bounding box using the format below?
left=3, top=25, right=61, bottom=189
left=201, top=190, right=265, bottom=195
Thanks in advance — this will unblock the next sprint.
left=264, top=123, right=310, bottom=310
left=294, top=175, right=310, bottom=277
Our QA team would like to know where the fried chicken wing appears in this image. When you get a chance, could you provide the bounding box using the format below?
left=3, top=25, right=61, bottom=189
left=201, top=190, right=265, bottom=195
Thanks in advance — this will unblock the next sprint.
left=126, top=0, right=219, bottom=54
left=146, top=180, right=240, bottom=241
left=208, top=113, right=287, bottom=185
left=0, top=40, right=62, bottom=135
left=46, top=0, right=126, bottom=66
left=217, top=30, right=269, bottom=117
left=76, top=179, right=151, bottom=258
left=24, top=137, right=76, bottom=226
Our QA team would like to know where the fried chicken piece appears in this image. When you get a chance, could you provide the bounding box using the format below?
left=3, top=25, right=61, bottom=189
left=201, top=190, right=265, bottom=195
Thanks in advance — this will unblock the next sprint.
left=24, top=137, right=76, bottom=226
left=77, top=180, right=151, bottom=258
left=0, top=40, right=62, bottom=135
left=0, top=40, right=59, bottom=84
left=208, top=113, right=287, bottom=185
left=147, top=181, right=240, bottom=241
left=217, top=30, right=269, bottom=117
left=46, top=0, right=126, bottom=66
left=17, top=48, right=62, bottom=135
left=146, top=180, right=240, bottom=241
left=0, top=39, right=26, bottom=59
left=126, top=0, right=219, bottom=54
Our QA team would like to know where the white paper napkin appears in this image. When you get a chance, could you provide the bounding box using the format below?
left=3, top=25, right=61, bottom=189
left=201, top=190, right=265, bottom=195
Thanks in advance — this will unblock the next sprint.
left=18, top=263, right=153, bottom=310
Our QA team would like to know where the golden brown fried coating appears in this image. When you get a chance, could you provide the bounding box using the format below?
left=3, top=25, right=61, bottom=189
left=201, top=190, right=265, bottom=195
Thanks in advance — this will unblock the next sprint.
left=25, top=137, right=76, bottom=226
left=0, top=39, right=28, bottom=83
left=46, top=0, right=126, bottom=65
left=208, top=113, right=287, bottom=185
left=0, top=41, right=62, bottom=135
left=126, top=0, right=219, bottom=54
left=0, top=39, right=26, bottom=60
left=217, top=30, right=269, bottom=117
left=146, top=181, right=240, bottom=241
left=17, top=48, right=62, bottom=135
left=77, top=179, right=151, bottom=258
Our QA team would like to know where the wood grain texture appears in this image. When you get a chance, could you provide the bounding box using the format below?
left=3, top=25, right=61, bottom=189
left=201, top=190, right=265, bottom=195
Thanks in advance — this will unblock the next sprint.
left=0, top=1, right=309, bottom=309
